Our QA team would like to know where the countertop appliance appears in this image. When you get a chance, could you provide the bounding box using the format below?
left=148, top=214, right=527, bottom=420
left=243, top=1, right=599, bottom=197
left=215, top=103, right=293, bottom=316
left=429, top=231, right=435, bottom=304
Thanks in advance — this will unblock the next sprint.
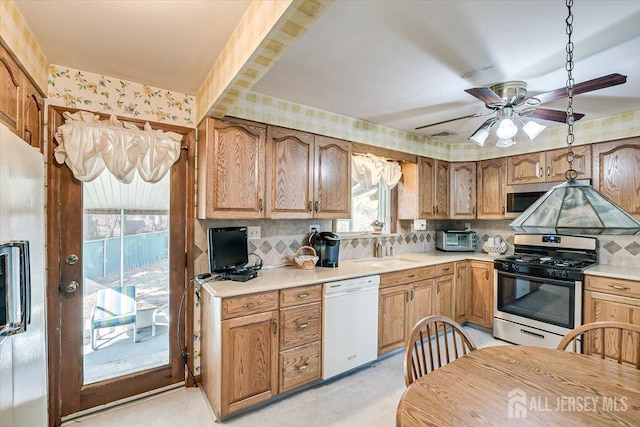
left=493, top=234, right=597, bottom=349
left=505, top=179, right=590, bottom=219
left=436, top=230, right=477, bottom=252
left=0, top=123, right=47, bottom=427
left=309, top=231, right=340, bottom=268
left=322, top=275, right=379, bottom=379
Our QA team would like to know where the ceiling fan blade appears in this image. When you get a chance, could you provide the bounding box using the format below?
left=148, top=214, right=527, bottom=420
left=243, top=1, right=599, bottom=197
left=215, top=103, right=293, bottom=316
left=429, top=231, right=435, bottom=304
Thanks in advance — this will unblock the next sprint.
left=527, top=108, right=585, bottom=123
left=532, top=73, right=627, bottom=105
left=469, top=117, right=498, bottom=136
left=464, top=87, right=504, bottom=105
left=415, top=113, right=485, bottom=130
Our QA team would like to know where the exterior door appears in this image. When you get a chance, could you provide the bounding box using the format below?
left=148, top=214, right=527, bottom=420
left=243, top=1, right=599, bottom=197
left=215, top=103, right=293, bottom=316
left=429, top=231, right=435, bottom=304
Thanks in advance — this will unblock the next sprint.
left=47, top=107, right=190, bottom=422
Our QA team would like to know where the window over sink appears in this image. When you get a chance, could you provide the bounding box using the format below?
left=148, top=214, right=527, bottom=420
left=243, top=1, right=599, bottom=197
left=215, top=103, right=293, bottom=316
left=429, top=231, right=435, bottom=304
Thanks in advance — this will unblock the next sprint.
left=336, top=180, right=391, bottom=234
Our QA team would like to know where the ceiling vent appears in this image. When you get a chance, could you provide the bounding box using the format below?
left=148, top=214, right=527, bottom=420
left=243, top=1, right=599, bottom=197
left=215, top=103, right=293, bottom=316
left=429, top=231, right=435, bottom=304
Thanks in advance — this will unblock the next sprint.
left=429, top=131, right=457, bottom=138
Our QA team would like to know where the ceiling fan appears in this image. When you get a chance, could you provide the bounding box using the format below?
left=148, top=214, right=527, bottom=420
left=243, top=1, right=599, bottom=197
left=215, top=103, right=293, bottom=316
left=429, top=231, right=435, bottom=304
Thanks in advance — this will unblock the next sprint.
left=415, top=73, right=627, bottom=147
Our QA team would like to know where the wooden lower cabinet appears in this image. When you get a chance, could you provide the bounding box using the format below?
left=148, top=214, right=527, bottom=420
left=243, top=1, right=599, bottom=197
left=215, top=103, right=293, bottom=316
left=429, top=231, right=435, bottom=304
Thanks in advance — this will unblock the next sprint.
left=583, top=276, right=640, bottom=366
left=221, top=310, right=279, bottom=415
left=468, top=261, right=494, bottom=328
left=378, top=263, right=457, bottom=356
left=455, top=261, right=470, bottom=323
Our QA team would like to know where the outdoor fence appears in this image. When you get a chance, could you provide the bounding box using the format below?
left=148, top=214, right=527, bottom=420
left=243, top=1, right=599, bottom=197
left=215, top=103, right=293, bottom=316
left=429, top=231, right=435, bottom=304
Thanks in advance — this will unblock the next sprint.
left=83, top=231, right=169, bottom=280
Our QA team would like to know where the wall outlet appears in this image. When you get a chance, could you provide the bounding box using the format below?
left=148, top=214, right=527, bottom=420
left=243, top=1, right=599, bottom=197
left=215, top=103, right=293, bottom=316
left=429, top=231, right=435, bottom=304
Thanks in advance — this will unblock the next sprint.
left=464, top=222, right=471, bottom=231
left=310, top=224, right=320, bottom=233
left=247, top=226, right=261, bottom=240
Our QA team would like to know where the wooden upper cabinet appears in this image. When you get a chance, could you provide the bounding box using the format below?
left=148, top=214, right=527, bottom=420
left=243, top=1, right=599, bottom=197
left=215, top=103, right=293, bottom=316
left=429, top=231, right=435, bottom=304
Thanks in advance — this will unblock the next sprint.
left=0, top=44, right=22, bottom=136
left=450, top=161, right=476, bottom=219
left=398, top=157, right=448, bottom=219
left=507, top=152, right=545, bottom=185
left=545, top=145, right=591, bottom=182
left=197, top=117, right=266, bottom=219
left=477, top=158, right=506, bottom=219
left=592, top=138, right=640, bottom=219
left=22, top=78, right=44, bottom=151
left=265, top=126, right=314, bottom=219
left=314, top=135, right=351, bottom=219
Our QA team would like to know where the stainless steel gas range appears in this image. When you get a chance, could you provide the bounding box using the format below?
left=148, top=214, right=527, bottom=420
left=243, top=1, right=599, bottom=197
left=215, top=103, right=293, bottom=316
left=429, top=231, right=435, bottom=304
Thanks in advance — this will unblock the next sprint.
left=493, top=234, right=598, bottom=348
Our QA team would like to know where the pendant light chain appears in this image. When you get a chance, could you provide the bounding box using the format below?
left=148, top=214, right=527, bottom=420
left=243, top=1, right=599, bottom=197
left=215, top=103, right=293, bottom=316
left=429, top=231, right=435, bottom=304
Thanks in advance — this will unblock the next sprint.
left=565, top=0, right=577, bottom=180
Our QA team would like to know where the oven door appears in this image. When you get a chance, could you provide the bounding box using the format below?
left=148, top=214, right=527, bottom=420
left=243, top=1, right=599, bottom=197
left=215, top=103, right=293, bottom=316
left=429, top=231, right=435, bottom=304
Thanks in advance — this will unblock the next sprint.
left=495, top=270, right=580, bottom=332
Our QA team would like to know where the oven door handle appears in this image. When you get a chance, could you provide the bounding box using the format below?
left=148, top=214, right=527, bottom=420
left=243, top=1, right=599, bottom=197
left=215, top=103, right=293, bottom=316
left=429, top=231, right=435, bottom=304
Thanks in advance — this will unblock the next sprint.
left=496, top=271, right=578, bottom=287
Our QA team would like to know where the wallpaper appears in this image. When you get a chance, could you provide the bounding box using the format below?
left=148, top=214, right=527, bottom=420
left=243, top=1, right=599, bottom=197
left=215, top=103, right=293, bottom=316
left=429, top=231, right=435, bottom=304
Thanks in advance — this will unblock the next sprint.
left=48, top=64, right=195, bottom=127
left=0, top=0, right=49, bottom=92
left=197, top=0, right=332, bottom=121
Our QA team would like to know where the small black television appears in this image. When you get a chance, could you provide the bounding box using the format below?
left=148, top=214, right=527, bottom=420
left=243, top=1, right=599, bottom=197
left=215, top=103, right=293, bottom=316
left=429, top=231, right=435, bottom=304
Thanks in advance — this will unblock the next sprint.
left=207, top=227, right=249, bottom=274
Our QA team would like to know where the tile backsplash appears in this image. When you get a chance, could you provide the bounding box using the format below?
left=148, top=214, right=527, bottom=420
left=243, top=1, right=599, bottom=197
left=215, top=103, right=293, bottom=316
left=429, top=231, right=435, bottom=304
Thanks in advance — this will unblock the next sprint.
left=194, top=218, right=640, bottom=273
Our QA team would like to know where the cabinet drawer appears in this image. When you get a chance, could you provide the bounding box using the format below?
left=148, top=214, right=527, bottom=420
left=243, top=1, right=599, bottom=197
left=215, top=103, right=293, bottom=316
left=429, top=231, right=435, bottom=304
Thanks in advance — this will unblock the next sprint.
left=435, top=263, right=454, bottom=276
left=280, top=302, right=321, bottom=350
left=280, top=284, right=322, bottom=308
left=279, top=341, right=321, bottom=393
left=585, top=276, right=640, bottom=299
left=380, top=266, right=436, bottom=288
left=221, top=291, right=279, bottom=320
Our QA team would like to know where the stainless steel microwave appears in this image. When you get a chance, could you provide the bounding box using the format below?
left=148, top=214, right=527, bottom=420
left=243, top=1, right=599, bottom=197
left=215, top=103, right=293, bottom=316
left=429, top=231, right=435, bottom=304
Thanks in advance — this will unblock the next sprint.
left=505, top=179, right=591, bottom=219
left=436, top=231, right=477, bottom=252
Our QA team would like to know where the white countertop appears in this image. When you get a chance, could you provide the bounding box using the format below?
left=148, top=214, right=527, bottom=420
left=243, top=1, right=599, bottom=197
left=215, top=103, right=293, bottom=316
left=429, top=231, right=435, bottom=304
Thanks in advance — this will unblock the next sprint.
left=200, top=251, right=498, bottom=298
left=585, top=264, right=640, bottom=282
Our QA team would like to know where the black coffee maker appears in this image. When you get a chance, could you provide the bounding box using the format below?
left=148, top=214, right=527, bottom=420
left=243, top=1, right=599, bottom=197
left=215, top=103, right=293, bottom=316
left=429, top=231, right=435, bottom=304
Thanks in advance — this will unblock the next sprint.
left=309, top=231, right=340, bottom=268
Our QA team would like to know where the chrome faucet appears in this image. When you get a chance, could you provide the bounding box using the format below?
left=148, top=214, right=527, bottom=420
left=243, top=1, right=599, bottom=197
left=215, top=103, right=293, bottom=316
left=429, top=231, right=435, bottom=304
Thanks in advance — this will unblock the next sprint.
left=375, top=241, right=383, bottom=258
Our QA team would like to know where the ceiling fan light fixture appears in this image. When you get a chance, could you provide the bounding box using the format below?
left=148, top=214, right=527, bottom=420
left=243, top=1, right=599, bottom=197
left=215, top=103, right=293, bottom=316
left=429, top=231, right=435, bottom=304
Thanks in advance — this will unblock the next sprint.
left=496, top=118, right=518, bottom=139
left=523, top=120, right=546, bottom=140
left=496, top=138, right=515, bottom=148
left=469, top=128, right=489, bottom=146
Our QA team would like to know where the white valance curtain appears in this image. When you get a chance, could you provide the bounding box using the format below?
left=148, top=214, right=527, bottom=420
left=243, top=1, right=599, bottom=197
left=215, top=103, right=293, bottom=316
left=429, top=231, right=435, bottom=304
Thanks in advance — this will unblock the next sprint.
left=54, top=111, right=183, bottom=183
left=351, top=153, right=402, bottom=190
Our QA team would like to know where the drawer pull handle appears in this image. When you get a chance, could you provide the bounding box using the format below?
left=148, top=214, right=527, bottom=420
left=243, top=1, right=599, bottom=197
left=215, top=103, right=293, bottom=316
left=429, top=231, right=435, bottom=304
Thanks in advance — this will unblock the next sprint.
left=609, top=285, right=630, bottom=291
left=294, top=293, right=310, bottom=299
left=295, top=322, right=310, bottom=330
left=442, top=267, right=450, bottom=272
left=406, top=274, right=416, bottom=279
left=295, top=363, right=310, bottom=372
left=242, top=301, right=262, bottom=309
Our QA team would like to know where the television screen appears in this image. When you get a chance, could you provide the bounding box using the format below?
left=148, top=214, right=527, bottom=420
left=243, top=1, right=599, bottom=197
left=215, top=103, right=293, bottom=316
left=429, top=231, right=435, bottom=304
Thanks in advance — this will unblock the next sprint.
left=207, top=227, right=248, bottom=273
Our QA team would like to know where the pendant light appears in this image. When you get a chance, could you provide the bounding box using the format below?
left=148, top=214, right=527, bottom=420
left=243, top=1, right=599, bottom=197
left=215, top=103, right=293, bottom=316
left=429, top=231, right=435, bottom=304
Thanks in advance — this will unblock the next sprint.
left=510, top=0, right=640, bottom=235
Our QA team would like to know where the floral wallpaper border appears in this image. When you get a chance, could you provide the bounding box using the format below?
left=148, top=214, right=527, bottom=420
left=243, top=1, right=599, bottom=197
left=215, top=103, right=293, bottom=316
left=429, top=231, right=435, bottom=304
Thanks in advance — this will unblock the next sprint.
left=48, top=64, right=195, bottom=127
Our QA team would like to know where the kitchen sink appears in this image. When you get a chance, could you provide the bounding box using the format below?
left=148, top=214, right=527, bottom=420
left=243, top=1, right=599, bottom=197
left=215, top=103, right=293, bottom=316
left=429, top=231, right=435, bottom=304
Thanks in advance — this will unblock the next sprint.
left=352, top=257, right=419, bottom=268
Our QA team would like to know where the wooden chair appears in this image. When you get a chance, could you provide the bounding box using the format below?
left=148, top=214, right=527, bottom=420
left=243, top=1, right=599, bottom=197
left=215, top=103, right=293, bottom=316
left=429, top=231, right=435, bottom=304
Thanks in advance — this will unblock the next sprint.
left=403, top=315, right=477, bottom=386
left=557, top=321, right=640, bottom=369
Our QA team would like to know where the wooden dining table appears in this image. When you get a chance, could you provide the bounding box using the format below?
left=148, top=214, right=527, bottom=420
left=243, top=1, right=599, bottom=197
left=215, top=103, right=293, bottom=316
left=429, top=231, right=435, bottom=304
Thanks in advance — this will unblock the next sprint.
left=397, top=345, right=640, bottom=426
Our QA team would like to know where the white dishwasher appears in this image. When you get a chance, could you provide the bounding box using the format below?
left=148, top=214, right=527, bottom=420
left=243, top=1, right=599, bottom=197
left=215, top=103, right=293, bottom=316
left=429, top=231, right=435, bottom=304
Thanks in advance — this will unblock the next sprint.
left=322, top=275, right=380, bottom=380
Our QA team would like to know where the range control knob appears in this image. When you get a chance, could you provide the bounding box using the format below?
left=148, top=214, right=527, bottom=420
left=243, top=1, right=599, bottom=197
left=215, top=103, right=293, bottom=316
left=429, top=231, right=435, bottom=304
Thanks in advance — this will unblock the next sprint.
left=549, top=269, right=556, bottom=277
left=512, top=264, right=520, bottom=273
left=561, top=270, right=569, bottom=279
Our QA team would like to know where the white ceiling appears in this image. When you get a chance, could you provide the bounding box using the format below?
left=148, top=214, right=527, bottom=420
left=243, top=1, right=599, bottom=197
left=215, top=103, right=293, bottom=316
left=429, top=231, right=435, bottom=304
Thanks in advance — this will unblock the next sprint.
left=14, top=0, right=640, bottom=145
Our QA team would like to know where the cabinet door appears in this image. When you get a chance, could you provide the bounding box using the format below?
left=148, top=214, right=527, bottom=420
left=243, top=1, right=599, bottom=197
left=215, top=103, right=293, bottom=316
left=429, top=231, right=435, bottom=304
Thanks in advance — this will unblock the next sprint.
left=197, top=117, right=266, bottom=219
left=265, top=126, right=314, bottom=219
left=545, top=145, right=591, bottom=182
left=378, top=285, right=409, bottom=355
left=450, top=162, right=476, bottom=219
left=314, top=135, right=351, bottom=219
left=507, top=152, right=545, bottom=185
left=477, top=158, right=506, bottom=219
left=0, top=45, right=21, bottom=136
left=592, top=138, right=640, bottom=219
left=22, top=79, right=44, bottom=151
left=468, top=261, right=493, bottom=328
left=583, top=291, right=640, bottom=366
left=408, top=279, right=435, bottom=335
left=221, top=310, right=279, bottom=415
left=434, top=275, right=455, bottom=319
left=418, top=157, right=435, bottom=218
left=454, top=261, right=469, bottom=323
left=434, top=160, right=450, bottom=219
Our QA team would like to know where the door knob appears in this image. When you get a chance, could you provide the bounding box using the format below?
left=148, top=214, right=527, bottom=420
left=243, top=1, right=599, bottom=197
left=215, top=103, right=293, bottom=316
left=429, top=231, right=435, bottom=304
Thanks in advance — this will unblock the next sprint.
left=64, top=281, right=80, bottom=294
